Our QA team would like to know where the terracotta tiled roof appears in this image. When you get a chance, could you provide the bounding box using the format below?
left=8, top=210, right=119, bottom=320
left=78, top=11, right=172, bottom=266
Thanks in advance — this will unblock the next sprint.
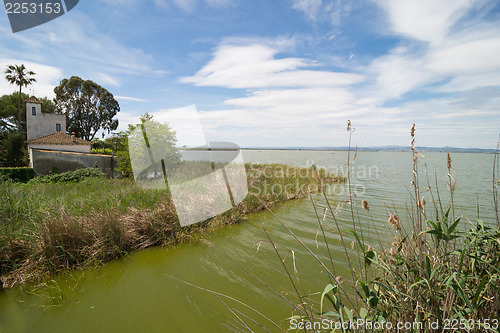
left=26, top=96, right=41, bottom=104
left=26, top=132, right=92, bottom=145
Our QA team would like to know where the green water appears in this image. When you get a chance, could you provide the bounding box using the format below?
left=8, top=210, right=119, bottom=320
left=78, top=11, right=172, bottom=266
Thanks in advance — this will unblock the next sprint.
left=0, top=151, right=497, bottom=332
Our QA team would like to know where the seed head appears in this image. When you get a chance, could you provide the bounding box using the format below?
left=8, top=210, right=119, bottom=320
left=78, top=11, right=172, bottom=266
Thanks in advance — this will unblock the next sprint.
left=418, top=196, right=426, bottom=210
left=347, top=119, right=351, bottom=131
left=410, top=123, right=415, bottom=138
left=362, top=200, right=370, bottom=211
left=447, top=152, right=452, bottom=171
left=388, top=214, right=401, bottom=231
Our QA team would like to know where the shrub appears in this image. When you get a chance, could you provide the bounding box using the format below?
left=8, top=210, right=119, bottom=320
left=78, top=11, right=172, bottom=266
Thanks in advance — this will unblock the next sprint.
left=0, top=167, right=35, bottom=183
left=91, top=148, right=113, bottom=155
left=29, top=167, right=106, bottom=183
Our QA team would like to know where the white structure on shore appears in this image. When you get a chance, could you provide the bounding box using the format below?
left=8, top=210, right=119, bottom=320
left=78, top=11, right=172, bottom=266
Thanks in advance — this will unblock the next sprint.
left=26, top=96, right=66, bottom=141
left=25, top=96, right=92, bottom=169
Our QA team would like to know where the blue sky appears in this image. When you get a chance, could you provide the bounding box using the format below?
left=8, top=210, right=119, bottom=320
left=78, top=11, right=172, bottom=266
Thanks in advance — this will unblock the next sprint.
left=1, top=0, right=499, bottom=148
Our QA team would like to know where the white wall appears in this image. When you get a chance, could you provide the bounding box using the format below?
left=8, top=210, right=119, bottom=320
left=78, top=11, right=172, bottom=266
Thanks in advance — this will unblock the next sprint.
left=26, top=101, right=67, bottom=141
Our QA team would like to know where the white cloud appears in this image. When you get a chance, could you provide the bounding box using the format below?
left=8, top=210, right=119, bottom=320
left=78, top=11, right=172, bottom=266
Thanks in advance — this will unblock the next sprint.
left=115, top=112, right=141, bottom=132
left=180, top=43, right=364, bottom=88
left=377, top=0, right=478, bottom=43
left=291, top=0, right=323, bottom=21
left=224, top=88, right=355, bottom=113
left=115, top=96, right=149, bottom=102
left=97, top=73, right=121, bottom=87
left=0, top=58, right=63, bottom=98
left=365, top=47, right=436, bottom=100
left=4, top=11, right=158, bottom=77
left=172, top=0, right=196, bottom=12
left=426, top=37, right=500, bottom=75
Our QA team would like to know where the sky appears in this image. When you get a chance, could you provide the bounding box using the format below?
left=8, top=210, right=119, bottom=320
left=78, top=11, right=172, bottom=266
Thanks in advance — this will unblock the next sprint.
left=0, top=0, right=499, bottom=149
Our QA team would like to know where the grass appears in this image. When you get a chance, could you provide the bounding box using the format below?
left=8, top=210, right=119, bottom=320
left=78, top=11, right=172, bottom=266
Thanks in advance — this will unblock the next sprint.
left=208, top=124, right=500, bottom=332
left=0, top=163, right=343, bottom=289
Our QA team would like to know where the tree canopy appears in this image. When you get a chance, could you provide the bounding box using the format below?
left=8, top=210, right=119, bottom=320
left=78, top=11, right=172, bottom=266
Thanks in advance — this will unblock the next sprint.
left=115, top=114, right=180, bottom=178
left=54, top=76, right=119, bottom=141
left=0, top=93, right=58, bottom=135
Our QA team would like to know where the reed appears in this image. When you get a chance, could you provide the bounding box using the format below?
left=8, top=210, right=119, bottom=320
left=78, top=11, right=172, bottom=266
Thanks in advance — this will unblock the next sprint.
left=219, top=123, right=500, bottom=332
left=0, top=164, right=343, bottom=288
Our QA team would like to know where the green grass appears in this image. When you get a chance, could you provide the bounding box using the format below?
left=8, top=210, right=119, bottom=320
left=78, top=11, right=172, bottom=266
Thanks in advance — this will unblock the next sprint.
left=0, top=164, right=343, bottom=288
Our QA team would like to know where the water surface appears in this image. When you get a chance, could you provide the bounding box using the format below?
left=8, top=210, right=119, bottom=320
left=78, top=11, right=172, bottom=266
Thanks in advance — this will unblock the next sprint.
left=0, top=150, right=496, bottom=332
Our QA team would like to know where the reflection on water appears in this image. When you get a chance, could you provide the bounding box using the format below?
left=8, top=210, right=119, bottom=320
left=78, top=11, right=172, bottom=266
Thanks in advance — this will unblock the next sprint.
left=0, top=151, right=496, bottom=332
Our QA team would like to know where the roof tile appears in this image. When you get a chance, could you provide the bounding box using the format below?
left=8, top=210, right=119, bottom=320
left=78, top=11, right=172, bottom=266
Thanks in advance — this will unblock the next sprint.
left=26, top=96, right=41, bottom=104
left=26, top=132, right=92, bottom=145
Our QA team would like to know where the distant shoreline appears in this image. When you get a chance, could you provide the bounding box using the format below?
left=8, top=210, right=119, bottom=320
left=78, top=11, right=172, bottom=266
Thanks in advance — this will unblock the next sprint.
left=240, top=147, right=498, bottom=153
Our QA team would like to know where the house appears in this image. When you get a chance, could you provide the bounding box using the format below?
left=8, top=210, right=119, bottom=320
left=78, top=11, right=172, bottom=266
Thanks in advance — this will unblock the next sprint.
left=25, top=96, right=115, bottom=176
left=26, top=96, right=67, bottom=141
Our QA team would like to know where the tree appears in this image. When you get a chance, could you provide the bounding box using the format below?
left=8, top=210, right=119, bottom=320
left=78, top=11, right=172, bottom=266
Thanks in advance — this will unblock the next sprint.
left=0, top=93, right=57, bottom=134
left=4, top=64, right=36, bottom=133
left=0, top=93, right=22, bottom=133
left=112, top=131, right=133, bottom=177
left=114, top=114, right=180, bottom=178
left=39, top=97, right=58, bottom=114
left=54, top=76, right=120, bottom=141
left=1, top=131, right=28, bottom=166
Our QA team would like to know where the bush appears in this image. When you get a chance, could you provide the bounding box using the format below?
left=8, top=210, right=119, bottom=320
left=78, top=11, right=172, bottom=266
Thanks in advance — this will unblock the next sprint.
left=91, top=148, right=113, bottom=155
left=1, top=131, right=28, bottom=166
left=29, top=167, right=106, bottom=183
left=0, top=167, right=35, bottom=183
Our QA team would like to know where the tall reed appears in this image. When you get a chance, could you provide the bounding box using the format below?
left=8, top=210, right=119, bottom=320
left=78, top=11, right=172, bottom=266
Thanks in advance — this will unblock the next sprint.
left=220, top=123, right=500, bottom=332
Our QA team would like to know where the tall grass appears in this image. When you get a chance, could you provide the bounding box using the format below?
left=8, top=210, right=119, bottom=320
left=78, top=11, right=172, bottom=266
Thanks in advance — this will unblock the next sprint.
left=213, top=124, right=500, bottom=332
left=0, top=164, right=342, bottom=288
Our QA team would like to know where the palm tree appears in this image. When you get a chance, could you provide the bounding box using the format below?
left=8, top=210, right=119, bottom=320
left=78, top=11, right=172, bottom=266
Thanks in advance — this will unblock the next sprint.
left=4, top=64, right=36, bottom=133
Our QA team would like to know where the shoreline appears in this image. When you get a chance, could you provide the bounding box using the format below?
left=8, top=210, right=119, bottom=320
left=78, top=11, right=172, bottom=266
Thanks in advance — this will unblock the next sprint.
left=0, top=164, right=344, bottom=289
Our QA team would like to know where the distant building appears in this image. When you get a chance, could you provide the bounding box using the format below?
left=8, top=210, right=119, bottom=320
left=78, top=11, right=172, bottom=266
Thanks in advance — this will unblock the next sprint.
left=26, top=131, right=92, bottom=163
left=26, top=96, right=67, bottom=141
left=25, top=96, right=114, bottom=176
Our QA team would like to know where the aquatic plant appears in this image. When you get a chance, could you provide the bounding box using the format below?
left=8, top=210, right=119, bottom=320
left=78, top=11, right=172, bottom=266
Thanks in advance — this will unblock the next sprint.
left=219, top=123, right=500, bottom=332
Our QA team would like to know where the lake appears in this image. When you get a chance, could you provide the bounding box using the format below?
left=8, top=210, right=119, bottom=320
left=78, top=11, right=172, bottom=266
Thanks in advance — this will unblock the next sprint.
left=0, top=150, right=497, bottom=332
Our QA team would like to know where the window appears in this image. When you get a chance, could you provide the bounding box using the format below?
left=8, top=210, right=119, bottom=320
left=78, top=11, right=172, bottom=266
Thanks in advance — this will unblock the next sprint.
left=56, top=123, right=61, bottom=132
left=32, top=107, right=36, bottom=116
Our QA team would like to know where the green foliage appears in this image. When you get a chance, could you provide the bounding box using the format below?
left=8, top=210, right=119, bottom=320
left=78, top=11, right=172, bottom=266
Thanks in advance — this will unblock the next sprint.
left=1, top=131, right=28, bottom=166
left=91, top=137, right=114, bottom=150
left=127, top=113, right=181, bottom=179
left=29, top=167, right=106, bottom=184
left=4, top=64, right=36, bottom=133
left=0, top=164, right=341, bottom=287
left=0, top=92, right=26, bottom=132
left=38, top=96, right=58, bottom=114
left=0, top=167, right=34, bottom=183
left=0, top=93, right=59, bottom=137
left=111, top=131, right=132, bottom=177
left=275, top=125, right=500, bottom=332
left=91, top=148, right=113, bottom=155
left=54, top=76, right=120, bottom=141
left=110, top=114, right=181, bottom=178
